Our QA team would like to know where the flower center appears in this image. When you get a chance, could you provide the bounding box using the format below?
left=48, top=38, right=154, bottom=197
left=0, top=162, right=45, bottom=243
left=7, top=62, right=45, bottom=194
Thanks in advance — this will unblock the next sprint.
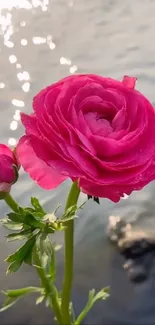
left=84, top=111, right=113, bottom=137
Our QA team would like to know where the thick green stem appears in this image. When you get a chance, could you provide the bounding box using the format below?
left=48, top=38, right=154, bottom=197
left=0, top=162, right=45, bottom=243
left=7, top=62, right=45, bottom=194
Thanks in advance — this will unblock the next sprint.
left=61, top=181, right=80, bottom=324
left=4, top=193, right=19, bottom=212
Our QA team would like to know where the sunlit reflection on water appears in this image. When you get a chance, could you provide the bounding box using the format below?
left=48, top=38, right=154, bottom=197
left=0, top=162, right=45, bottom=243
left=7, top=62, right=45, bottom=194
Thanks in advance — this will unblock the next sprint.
left=22, top=82, right=30, bottom=92
left=32, top=36, right=46, bottom=45
left=16, top=63, right=22, bottom=69
left=70, top=65, right=78, bottom=74
left=13, top=110, right=21, bottom=121
left=8, top=137, right=17, bottom=146
left=10, top=120, right=18, bottom=130
left=9, top=54, right=17, bottom=63
left=0, top=0, right=78, bottom=156
left=60, top=57, right=72, bottom=66
left=12, top=99, right=25, bottom=107
left=0, top=0, right=49, bottom=10
left=17, top=71, right=30, bottom=81
left=0, top=82, right=5, bottom=89
left=21, top=39, right=28, bottom=46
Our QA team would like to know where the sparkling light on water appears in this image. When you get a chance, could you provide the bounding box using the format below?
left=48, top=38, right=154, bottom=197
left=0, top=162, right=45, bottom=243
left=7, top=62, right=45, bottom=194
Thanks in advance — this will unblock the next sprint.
left=60, top=57, right=72, bottom=65
left=0, top=82, right=5, bottom=89
left=17, top=71, right=30, bottom=81
left=8, top=138, right=17, bottom=146
left=70, top=65, right=78, bottom=74
left=13, top=110, right=21, bottom=121
left=9, top=55, right=17, bottom=64
left=12, top=99, right=25, bottom=107
left=32, top=36, right=46, bottom=44
left=21, top=39, right=28, bottom=46
left=10, top=120, right=18, bottom=130
left=22, top=82, right=30, bottom=92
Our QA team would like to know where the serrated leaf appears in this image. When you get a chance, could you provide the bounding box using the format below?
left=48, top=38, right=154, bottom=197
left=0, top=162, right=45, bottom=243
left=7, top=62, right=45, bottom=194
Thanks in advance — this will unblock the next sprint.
left=60, top=202, right=86, bottom=223
left=7, top=212, right=23, bottom=223
left=6, top=229, right=31, bottom=242
left=75, top=287, right=109, bottom=325
left=31, top=211, right=46, bottom=220
left=0, top=287, right=43, bottom=312
left=93, top=287, right=110, bottom=302
left=5, top=235, right=36, bottom=272
left=31, top=197, right=46, bottom=215
left=13, top=207, right=45, bottom=229
left=23, top=214, right=44, bottom=229
left=0, top=219, right=23, bottom=231
left=2, top=286, right=43, bottom=298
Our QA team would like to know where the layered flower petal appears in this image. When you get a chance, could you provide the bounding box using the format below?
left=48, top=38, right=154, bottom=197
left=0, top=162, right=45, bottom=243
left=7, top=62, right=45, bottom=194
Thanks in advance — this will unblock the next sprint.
left=17, top=74, right=155, bottom=202
left=17, top=136, right=67, bottom=189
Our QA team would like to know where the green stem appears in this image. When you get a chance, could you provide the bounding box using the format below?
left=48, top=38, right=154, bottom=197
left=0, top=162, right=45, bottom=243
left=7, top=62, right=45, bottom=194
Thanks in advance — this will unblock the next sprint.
left=61, top=181, right=80, bottom=325
left=4, top=193, right=19, bottom=212
left=33, top=247, right=62, bottom=324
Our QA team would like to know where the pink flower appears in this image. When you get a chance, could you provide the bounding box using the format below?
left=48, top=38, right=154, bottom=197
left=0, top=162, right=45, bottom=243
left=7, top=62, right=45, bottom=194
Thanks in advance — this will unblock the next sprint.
left=17, top=74, right=155, bottom=202
left=0, top=144, right=19, bottom=196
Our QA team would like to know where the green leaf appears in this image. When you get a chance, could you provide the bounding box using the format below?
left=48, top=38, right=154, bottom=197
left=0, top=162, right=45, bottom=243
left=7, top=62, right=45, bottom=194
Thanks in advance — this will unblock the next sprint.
left=54, top=244, right=62, bottom=252
left=59, top=214, right=78, bottom=223
left=74, top=287, right=110, bottom=325
left=6, top=229, right=32, bottom=242
left=93, top=287, right=110, bottom=302
left=0, top=219, right=23, bottom=231
left=60, top=201, right=86, bottom=223
left=0, top=287, right=43, bottom=312
left=0, top=297, right=18, bottom=312
left=36, top=234, right=56, bottom=282
left=13, top=207, right=45, bottom=229
left=61, top=205, right=77, bottom=220
left=5, top=235, right=37, bottom=273
left=23, top=213, right=44, bottom=229
left=2, top=286, right=43, bottom=298
left=6, top=260, right=22, bottom=274
left=7, top=212, right=23, bottom=223
left=24, top=248, right=33, bottom=265
left=31, top=197, right=46, bottom=215
left=31, top=211, right=46, bottom=220
left=36, top=295, right=45, bottom=305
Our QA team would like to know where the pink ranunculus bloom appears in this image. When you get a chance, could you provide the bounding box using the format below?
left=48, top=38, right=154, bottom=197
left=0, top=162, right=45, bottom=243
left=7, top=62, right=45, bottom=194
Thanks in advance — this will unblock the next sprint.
left=17, top=74, right=155, bottom=202
left=0, top=145, right=19, bottom=196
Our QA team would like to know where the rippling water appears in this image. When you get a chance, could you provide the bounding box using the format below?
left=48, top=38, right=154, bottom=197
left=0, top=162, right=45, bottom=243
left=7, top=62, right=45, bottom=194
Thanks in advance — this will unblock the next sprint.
left=1, top=0, right=155, bottom=324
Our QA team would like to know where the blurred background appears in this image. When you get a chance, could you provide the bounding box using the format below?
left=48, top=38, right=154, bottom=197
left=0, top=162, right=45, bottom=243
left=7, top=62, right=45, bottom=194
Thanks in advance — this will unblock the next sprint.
left=1, top=0, right=155, bottom=324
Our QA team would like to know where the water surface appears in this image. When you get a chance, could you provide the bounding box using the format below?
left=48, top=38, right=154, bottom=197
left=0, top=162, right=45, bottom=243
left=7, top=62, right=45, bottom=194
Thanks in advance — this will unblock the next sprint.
left=1, top=1, right=155, bottom=324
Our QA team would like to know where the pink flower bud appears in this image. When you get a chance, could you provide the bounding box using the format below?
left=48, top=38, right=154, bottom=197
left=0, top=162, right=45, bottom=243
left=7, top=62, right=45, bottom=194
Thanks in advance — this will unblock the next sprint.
left=0, top=144, right=19, bottom=198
